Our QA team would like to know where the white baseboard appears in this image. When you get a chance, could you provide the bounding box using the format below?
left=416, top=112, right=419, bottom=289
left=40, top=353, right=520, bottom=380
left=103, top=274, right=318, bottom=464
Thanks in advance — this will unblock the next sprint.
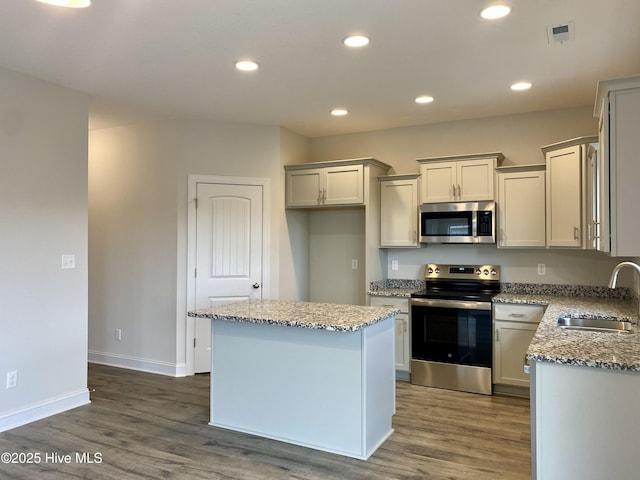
left=0, top=389, right=90, bottom=433
left=89, top=350, right=187, bottom=377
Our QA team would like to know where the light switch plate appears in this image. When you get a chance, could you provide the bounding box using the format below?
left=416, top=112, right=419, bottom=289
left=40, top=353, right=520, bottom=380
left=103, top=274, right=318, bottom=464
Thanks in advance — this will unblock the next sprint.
left=62, top=254, right=76, bottom=269
left=391, top=260, right=399, bottom=271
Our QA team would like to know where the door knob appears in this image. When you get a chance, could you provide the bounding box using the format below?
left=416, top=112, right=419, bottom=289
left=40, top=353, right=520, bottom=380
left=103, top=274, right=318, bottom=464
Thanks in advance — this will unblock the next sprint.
left=252, top=282, right=260, bottom=289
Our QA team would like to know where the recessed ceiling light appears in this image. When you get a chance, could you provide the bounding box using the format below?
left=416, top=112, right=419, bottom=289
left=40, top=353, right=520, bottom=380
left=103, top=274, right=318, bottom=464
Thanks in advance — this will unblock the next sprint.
left=480, top=4, right=511, bottom=20
left=415, top=96, right=434, bottom=104
left=331, top=108, right=348, bottom=116
left=36, top=0, right=91, bottom=7
left=343, top=35, right=370, bottom=48
left=235, top=60, right=259, bottom=72
left=511, top=81, right=533, bottom=91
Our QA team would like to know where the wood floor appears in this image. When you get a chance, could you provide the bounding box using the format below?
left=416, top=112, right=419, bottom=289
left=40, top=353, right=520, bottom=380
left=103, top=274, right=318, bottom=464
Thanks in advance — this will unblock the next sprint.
left=0, top=364, right=531, bottom=479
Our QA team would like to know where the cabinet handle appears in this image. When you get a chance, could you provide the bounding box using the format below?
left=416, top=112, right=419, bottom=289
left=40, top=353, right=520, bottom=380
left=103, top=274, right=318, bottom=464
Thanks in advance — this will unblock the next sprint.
left=457, top=184, right=461, bottom=200
left=495, top=328, right=499, bottom=342
left=452, top=184, right=456, bottom=200
left=508, top=313, right=526, bottom=318
left=413, top=230, right=417, bottom=242
left=574, top=226, right=580, bottom=240
left=593, top=221, right=600, bottom=239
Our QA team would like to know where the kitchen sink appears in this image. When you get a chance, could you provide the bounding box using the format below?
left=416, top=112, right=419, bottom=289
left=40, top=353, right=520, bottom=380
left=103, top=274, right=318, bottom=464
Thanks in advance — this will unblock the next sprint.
left=557, top=314, right=633, bottom=333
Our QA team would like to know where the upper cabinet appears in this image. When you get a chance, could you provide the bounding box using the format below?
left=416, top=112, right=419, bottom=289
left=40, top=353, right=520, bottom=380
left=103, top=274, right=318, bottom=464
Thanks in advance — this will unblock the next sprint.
left=496, top=164, right=546, bottom=248
left=417, top=152, right=504, bottom=203
left=542, top=136, right=598, bottom=248
left=378, top=174, right=420, bottom=248
left=594, top=75, right=640, bottom=256
left=285, top=158, right=391, bottom=208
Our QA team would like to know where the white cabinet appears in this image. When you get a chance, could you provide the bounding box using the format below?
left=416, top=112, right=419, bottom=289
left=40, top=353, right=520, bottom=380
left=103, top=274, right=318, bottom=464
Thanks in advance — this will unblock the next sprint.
left=542, top=136, right=598, bottom=248
left=584, top=144, right=600, bottom=250
left=370, top=296, right=410, bottom=374
left=417, top=153, right=504, bottom=203
left=594, top=75, right=640, bottom=256
left=378, top=174, right=420, bottom=247
left=286, top=163, right=364, bottom=207
left=496, top=165, right=546, bottom=248
left=493, top=303, right=544, bottom=389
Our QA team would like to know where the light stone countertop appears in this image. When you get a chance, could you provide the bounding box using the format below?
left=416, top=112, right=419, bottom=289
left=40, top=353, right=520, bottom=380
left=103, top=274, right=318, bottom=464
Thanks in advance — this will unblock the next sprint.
left=495, top=293, right=640, bottom=371
left=188, top=299, right=400, bottom=332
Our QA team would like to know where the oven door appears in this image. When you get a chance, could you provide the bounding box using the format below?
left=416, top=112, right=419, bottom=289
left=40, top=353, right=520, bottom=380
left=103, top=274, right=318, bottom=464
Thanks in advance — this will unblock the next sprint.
left=410, top=298, right=492, bottom=368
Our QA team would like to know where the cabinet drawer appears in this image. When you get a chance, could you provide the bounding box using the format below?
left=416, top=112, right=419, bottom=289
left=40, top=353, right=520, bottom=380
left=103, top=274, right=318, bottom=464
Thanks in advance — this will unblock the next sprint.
left=494, top=304, right=545, bottom=323
left=370, top=296, right=409, bottom=313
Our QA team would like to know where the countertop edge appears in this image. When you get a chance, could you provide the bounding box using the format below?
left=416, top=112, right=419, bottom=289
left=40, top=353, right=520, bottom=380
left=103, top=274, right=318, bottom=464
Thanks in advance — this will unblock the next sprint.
left=188, top=300, right=401, bottom=332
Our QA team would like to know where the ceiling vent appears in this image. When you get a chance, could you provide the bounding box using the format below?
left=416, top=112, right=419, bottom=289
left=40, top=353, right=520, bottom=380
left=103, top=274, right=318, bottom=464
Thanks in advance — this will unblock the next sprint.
left=547, top=22, right=575, bottom=45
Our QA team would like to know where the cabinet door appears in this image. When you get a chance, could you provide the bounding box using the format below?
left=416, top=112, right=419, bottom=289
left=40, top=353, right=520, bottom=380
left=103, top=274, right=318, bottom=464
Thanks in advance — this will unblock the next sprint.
left=493, top=321, right=538, bottom=387
left=395, top=314, right=410, bottom=372
left=286, top=168, right=322, bottom=207
left=380, top=179, right=419, bottom=247
left=420, top=162, right=456, bottom=203
left=323, top=164, right=364, bottom=205
left=457, top=159, right=495, bottom=201
left=546, top=145, right=582, bottom=247
left=497, top=170, right=546, bottom=247
left=370, top=296, right=410, bottom=372
left=609, top=87, right=640, bottom=256
left=598, top=99, right=611, bottom=253
left=584, top=145, right=599, bottom=250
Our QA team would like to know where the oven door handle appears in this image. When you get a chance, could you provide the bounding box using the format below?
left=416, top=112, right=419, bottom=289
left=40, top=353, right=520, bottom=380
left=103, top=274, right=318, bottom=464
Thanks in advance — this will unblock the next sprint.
left=410, top=298, right=492, bottom=311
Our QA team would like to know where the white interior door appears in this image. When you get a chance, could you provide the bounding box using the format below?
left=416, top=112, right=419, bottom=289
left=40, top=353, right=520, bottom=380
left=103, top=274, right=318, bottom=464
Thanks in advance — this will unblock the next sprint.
left=194, top=182, right=264, bottom=373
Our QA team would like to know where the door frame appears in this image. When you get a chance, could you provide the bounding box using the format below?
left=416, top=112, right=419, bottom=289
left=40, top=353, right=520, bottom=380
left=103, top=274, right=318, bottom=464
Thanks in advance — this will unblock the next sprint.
left=185, top=174, right=271, bottom=376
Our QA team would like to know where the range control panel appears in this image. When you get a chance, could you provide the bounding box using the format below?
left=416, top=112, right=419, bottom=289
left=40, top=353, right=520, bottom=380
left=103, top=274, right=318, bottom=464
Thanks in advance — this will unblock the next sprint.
left=424, top=264, right=500, bottom=281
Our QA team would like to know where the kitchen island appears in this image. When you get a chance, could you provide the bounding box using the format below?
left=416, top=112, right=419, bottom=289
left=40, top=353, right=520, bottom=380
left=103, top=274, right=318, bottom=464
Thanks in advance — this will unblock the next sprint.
left=188, top=299, right=399, bottom=460
left=495, top=291, right=640, bottom=480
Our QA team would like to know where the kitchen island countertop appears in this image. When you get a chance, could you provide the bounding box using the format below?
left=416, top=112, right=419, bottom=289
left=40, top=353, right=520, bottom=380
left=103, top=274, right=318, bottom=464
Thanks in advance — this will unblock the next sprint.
left=188, top=299, right=400, bottom=332
left=188, top=298, right=398, bottom=460
left=495, top=293, right=640, bottom=371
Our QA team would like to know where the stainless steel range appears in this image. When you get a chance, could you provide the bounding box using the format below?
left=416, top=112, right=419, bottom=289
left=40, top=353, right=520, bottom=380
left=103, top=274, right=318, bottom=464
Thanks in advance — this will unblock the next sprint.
left=410, top=264, right=501, bottom=395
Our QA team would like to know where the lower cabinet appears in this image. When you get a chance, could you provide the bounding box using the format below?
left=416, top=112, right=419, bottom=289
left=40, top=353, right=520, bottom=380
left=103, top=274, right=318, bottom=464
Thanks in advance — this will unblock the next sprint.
left=493, top=303, right=545, bottom=390
left=370, top=296, right=410, bottom=376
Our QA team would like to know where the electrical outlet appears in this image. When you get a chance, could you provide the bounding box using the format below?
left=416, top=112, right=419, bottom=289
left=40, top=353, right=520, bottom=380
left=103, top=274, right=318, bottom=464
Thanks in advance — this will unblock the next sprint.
left=391, top=260, right=399, bottom=271
left=61, top=254, right=76, bottom=269
left=115, top=328, right=122, bottom=341
left=6, top=371, right=17, bottom=389
left=351, top=259, right=358, bottom=270
left=538, top=263, right=546, bottom=275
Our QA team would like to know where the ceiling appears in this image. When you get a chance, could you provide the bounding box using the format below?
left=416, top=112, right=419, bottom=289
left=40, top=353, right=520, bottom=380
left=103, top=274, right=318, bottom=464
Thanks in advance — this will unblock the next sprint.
left=1, top=0, right=639, bottom=137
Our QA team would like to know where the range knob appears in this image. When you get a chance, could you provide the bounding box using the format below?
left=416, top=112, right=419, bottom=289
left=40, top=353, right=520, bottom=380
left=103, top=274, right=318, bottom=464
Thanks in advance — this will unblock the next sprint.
left=483, top=269, right=489, bottom=275
left=435, top=268, right=440, bottom=274
left=475, top=268, right=482, bottom=275
left=491, top=269, right=497, bottom=276
left=427, top=267, right=434, bottom=274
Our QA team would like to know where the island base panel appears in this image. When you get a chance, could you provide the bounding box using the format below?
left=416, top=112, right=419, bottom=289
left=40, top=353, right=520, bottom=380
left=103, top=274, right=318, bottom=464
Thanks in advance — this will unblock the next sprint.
left=209, top=317, right=395, bottom=460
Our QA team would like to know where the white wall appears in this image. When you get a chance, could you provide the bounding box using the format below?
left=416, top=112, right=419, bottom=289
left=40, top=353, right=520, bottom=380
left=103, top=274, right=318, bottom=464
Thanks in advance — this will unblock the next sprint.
left=279, top=128, right=311, bottom=301
left=310, top=106, right=598, bottom=170
left=89, top=122, right=178, bottom=373
left=0, top=67, right=89, bottom=431
left=308, top=106, right=635, bottom=288
left=89, top=119, right=306, bottom=375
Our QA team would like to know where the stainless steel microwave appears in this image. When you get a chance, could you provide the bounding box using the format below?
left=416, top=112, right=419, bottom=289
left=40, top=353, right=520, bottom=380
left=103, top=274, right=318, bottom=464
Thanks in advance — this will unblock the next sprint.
left=419, top=201, right=495, bottom=244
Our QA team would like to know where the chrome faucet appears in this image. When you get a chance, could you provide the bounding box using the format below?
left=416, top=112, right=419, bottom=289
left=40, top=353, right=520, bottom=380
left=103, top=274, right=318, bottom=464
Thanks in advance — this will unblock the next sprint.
left=608, top=261, right=640, bottom=288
